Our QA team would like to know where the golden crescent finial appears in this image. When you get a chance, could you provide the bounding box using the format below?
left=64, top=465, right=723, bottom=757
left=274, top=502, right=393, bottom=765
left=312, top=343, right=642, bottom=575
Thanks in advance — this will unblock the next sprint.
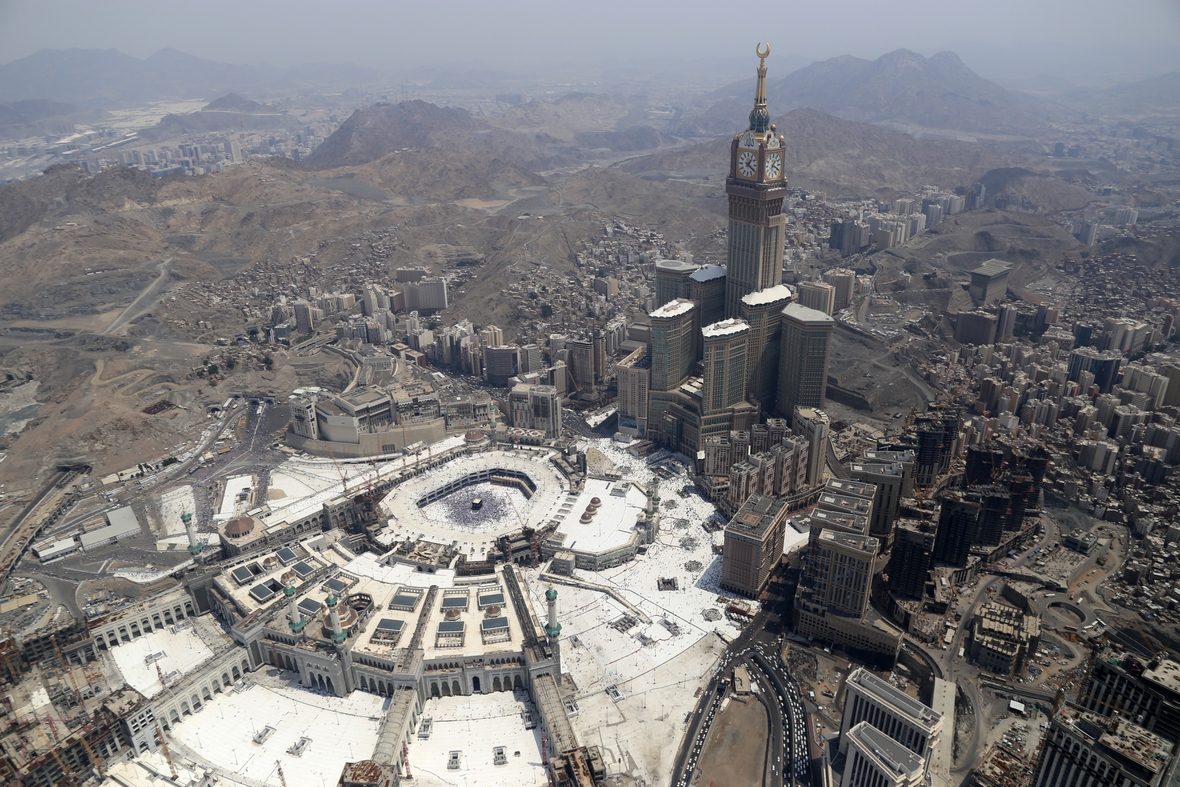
left=756, top=42, right=770, bottom=61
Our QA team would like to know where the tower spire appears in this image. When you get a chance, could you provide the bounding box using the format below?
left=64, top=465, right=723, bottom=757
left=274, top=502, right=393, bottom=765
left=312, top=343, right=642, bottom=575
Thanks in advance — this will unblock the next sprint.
left=750, top=42, right=771, bottom=133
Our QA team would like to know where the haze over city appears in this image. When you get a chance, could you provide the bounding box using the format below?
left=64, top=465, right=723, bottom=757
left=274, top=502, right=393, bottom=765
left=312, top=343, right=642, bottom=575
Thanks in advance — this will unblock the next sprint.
left=2, top=0, right=1180, bottom=84
left=0, top=3, right=1178, bottom=787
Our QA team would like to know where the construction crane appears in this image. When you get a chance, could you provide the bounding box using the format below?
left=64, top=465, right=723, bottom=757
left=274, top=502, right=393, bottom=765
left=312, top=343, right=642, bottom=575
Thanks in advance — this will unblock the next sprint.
left=324, top=443, right=350, bottom=492
left=275, top=760, right=289, bottom=787
left=41, top=713, right=62, bottom=745
left=54, top=641, right=82, bottom=706
left=154, top=720, right=177, bottom=780
left=50, top=747, right=75, bottom=786
left=15, top=733, right=28, bottom=787
left=77, top=732, right=104, bottom=777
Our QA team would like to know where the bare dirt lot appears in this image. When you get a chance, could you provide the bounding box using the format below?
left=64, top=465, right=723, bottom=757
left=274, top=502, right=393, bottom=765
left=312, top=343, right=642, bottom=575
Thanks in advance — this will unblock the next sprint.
left=694, top=694, right=768, bottom=787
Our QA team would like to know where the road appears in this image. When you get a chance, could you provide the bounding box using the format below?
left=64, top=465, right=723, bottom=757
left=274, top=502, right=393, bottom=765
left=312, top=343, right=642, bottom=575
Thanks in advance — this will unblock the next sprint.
left=672, top=576, right=814, bottom=787
left=0, top=468, right=75, bottom=582
left=101, top=256, right=174, bottom=335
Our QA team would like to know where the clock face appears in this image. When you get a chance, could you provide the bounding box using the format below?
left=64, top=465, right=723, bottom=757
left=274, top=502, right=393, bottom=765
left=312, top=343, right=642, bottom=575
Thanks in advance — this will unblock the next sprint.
left=737, top=151, right=757, bottom=178
left=766, top=152, right=782, bottom=179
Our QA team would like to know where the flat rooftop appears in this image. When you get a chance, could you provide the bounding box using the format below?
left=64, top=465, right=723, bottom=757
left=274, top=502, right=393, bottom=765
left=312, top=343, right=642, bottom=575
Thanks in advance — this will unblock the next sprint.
left=403, top=693, right=546, bottom=787
left=971, top=259, right=1012, bottom=278
left=725, top=494, right=785, bottom=540
left=848, top=668, right=941, bottom=726
left=215, top=474, right=254, bottom=522
left=817, top=529, right=878, bottom=555
left=110, top=627, right=214, bottom=700
left=1099, top=720, right=1174, bottom=774
left=649, top=299, right=695, bottom=319
left=655, top=259, right=699, bottom=274
left=551, top=477, right=649, bottom=555
left=701, top=318, right=749, bottom=339
left=1143, top=659, right=1180, bottom=697
left=825, top=478, right=877, bottom=500
left=808, top=509, right=869, bottom=535
left=166, top=672, right=386, bottom=787
left=848, top=721, right=926, bottom=778
left=817, top=492, right=872, bottom=517
left=781, top=302, right=834, bottom=325
left=740, top=283, right=793, bottom=307
left=690, top=264, right=726, bottom=283
left=215, top=544, right=329, bottom=614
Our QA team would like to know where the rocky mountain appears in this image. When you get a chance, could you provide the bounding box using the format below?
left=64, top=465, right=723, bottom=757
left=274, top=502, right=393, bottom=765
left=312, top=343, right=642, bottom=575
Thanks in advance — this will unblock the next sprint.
left=202, top=93, right=269, bottom=113
left=0, top=48, right=379, bottom=107
left=139, top=96, right=292, bottom=141
left=626, top=108, right=1017, bottom=197
left=488, top=93, right=645, bottom=139
left=0, top=163, right=164, bottom=246
left=305, top=96, right=681, bottom=172
left=1060, top=72, right=1180, bottom=118
left=682, top=50, right=1058, bottom=138
left=304, top=101, right=485, bottom=168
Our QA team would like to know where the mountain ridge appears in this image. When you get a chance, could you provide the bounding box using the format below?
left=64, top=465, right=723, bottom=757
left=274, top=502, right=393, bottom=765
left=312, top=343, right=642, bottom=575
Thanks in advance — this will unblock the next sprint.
left=682, top=49, right=1058, bottom=138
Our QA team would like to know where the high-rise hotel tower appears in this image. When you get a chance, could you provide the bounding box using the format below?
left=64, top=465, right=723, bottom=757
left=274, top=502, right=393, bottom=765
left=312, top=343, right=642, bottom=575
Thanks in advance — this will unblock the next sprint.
left=723, top=43, right=789, bottom=319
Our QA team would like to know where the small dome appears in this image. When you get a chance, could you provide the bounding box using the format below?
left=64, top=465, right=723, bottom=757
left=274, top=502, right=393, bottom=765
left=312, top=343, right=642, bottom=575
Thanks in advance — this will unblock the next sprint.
left=224, top=516, right=255, bottom=537
left=485, top=605, right=502, bottom=618
left=465, top=429, right=486, bottom=442
left=590, top=497, right=602, bottom=505
left=445, top=608, right=462, bottom=620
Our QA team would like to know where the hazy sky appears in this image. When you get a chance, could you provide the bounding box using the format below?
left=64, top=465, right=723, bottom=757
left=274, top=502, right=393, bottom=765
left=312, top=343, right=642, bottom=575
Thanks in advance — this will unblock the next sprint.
left=2, top=0, right=1178, bottom=85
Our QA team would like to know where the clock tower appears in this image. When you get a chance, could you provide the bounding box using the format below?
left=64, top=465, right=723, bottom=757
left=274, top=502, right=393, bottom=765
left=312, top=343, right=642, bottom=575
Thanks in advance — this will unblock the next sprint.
left=724, top=43, right=789, bottom=319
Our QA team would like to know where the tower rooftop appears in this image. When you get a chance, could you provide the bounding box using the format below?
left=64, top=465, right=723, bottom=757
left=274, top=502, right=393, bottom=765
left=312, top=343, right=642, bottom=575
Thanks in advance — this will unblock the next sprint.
left=649, top=298, right=695, bottom=319
left=741, top=284, right=793, bottom=307
left=690, top=264, right=726, bottom=283
left=781, top=302, right=835, bottom=325
left=702, top=318, right=750, bottom=339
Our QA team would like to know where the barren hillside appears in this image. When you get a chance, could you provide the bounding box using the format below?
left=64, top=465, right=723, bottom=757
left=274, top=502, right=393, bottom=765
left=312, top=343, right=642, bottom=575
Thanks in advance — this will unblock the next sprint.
left=625, top=108, right=1017, bottom=197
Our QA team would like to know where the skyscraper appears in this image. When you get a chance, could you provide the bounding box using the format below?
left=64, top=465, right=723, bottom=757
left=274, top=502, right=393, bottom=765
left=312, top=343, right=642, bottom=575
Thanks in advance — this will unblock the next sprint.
left=740, top=284, right=793, bottom=413
left=687, top=265, right=727, bottom=330
left=850, top=462, right=905, bottom=541
left=793, top=406, right=830, bottom=489
left=654, top=259, right=699, bottom=309
left=701, top=319, right=750, bottom=415
left=889, top=526, right=934, bottom=599
left=649, top=299, right=696, bottom=392
left=1031, top=705, right=1172, bottom=787
left=844, top=722, right=927, bottom=787
left=721, top=494, right=789, bottom=598
left=839, top=668, right=943, bottom=775
left=616, top=346, right=651, bottom=438
left=932, top=499, right=980, bottom=567
left=723, top=45, right=789, bottom=318
left=976, top=488, right=1009, bottom=546
left=806, top=530, right=878, bottom=617
left=824, top=268, right=857, bottom=311
left=1000, top=302, right=1019, bottom=342
left=777, top=303, right=834, bottom=420
left=566, top=337, right=595, bottom=393
left=797, top=281, right=836, bottom=315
